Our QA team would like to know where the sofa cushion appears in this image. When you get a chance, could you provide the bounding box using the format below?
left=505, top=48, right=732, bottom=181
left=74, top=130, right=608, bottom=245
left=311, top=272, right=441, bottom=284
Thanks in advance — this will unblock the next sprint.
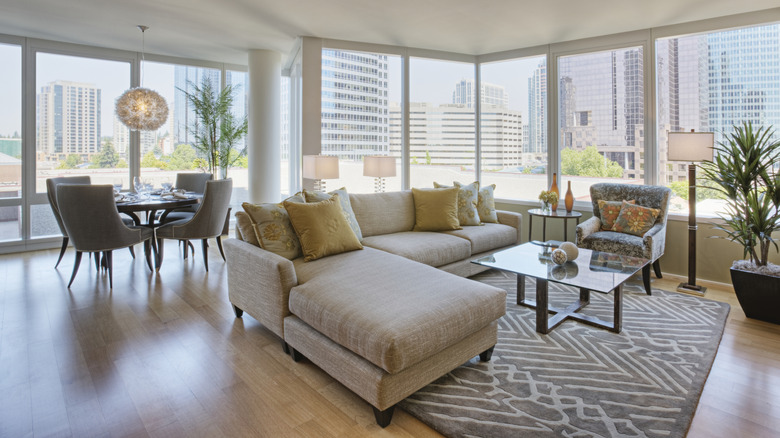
left=469, top=182, right=498, bottom=223
left=234, top=211, right=259, bottom=247
left=443, top=223, right=518, bottom=254
left=362, top=231, right=471, bottom=267
left=289, top=247, right=506, bottom=374
left=284, top=194, right=363, bottom=262
left=349, top=191, right=415, bottom=237
left=612, top=201, right=660, bottom=236
left=242, top=197, right=304, bottom=260
left=434, top=181, right=480, bottom=226
left=581, top=230, right=645, bottom=258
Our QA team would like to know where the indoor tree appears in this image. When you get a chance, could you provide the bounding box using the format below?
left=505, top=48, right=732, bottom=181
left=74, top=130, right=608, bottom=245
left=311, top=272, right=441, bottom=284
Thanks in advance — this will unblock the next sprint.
left=180, top=77, right=248, bottom=179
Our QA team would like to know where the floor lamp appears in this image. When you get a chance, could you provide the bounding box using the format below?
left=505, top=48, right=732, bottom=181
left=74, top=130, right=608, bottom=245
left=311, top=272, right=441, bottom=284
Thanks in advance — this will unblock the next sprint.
left=303, top=155, right=339, bottom=192
left=363, top=156, right=396, bottom=193
left=667, top=130, right=714, bottom=295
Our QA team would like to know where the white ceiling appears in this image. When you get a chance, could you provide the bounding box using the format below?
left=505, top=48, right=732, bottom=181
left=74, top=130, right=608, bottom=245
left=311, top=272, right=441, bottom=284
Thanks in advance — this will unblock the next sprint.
left=0, top=0, right=777, bottom=65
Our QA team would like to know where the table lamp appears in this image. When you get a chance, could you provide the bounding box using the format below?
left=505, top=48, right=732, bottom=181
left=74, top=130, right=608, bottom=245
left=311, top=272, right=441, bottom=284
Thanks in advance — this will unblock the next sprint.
left=303, top=155, right=339, bottom=192
left=667, top=130, right=714, bottom=295
left=363, top=156, right=396, bottom=192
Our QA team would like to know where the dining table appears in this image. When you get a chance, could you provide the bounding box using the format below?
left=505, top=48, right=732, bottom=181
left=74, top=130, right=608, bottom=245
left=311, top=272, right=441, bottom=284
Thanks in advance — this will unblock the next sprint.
left=115, top=192, right=200, bottom=227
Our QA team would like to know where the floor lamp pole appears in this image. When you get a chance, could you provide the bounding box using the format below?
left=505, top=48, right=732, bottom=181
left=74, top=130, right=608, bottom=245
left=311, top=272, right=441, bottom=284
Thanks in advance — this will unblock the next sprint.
left=678, top=163, right=706, bottom=294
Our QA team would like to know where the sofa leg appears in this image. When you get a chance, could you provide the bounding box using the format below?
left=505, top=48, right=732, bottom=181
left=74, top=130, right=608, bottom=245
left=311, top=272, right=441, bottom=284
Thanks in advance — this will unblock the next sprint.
left=653, top=259, right=663, bottom=278
left=290, top=346, right=303, bottom=362
left=232, top=304, right=243, bottom=318
left=282, top=342, right=290, bottom=355
left=479, top=346, right=495, bottom=362
left=372, top=405, right=395, bottom=428
left=642, top=265, right=652, bottom=295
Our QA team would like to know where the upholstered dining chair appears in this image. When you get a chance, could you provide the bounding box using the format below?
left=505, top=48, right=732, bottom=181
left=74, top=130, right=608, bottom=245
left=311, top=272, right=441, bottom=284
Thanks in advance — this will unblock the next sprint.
left=56, top=184, right=156, bottom=288
left=47, top=176, right=136, bottom=268
left=155, top=178, right=232, bottom=272
left=575, top=183, right=672, bottom=295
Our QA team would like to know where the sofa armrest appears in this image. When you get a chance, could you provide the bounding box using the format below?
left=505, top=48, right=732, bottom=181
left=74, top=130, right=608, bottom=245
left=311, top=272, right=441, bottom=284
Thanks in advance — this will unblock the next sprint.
left=225, top=238, right=298, bottom=339
left=576, top=216, right=601, bottom=246
left=496, top=210, right=523, bottom=244
left=642, top=223, right=667, bottom=261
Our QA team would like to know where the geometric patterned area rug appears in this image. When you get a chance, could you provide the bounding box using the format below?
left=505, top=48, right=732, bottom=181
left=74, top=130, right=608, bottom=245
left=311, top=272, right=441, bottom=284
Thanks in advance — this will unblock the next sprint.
left=401, top=270, right=730, bottom=438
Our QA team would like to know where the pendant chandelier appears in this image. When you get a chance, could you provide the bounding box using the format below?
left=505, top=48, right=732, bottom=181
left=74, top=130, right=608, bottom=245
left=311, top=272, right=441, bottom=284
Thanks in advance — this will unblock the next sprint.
left=115, top=25, right=169, bottom=131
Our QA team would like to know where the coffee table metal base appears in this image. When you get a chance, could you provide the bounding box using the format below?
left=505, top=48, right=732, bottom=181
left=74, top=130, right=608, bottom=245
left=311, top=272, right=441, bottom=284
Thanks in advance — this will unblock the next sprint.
left=517, top=274, right=623, bottom=334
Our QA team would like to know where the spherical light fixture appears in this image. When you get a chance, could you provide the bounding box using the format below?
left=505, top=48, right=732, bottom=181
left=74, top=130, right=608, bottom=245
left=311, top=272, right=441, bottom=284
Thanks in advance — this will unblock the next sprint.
left=116, top=87, right=168, bottom=131
left=115, top=25, right=169, bottom=131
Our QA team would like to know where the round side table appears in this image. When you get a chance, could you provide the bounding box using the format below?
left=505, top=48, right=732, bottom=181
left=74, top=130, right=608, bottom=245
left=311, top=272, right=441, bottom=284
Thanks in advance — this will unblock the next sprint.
left=527, top=208, right=583, bottom=243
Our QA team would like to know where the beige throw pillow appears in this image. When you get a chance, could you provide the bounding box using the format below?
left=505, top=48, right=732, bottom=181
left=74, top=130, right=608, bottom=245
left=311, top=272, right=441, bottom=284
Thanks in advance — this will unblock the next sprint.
left=434, top=181, right=481, bottom=226
left=456, top=181, right=498, bottom=223
left=241, top=194, right=306, bottom=260
left=303, top=187, right=363, bottom=241
left=234, top=211, right=259, bottom=247
left=284, top=194, right=363, bottom=262
left=411, top=187, right=461, bottom=232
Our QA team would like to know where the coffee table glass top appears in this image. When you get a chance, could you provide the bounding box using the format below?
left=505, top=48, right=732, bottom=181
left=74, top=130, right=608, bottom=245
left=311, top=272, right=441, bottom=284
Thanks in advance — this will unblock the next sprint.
left=472, top=242, right=648, bottom=293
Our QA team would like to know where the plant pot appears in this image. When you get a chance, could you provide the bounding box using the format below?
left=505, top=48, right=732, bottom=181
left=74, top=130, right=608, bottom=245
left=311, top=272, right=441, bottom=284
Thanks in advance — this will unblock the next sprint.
left=730, top=267, right=780, bottom=324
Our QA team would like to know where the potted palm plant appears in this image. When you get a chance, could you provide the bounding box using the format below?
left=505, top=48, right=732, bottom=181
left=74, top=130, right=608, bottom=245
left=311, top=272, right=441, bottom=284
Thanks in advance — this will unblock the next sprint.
left=700, top=121, right=780, bottom=324
left=180, top=77, right=248, bottom=179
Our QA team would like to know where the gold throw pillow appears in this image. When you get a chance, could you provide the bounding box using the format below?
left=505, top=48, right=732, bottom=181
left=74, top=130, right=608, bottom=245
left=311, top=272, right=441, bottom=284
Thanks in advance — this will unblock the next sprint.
left=303, top=187, right=363, bottom=240
left=234, top=211, right=259, bottom=247
left=241, top=194, right=306, bottom=260
left=284, top=194, right=363, bottom=262
left=411, top=187, right=461, bottom=232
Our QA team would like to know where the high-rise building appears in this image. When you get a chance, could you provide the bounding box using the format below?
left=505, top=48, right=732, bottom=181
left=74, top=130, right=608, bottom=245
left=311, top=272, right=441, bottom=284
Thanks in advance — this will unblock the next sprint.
left=321, top=49, right=389, bottom=161
left=452, top=79, right=508, bottom=109
left=36, top=80, right=101, bottom=159
left=113, top=115, right=160, bottom=157
left=527, top=62, right=547, bottom=156
left=707, top=24, right=780, bottom=142
left=174, top=66, right=220, bottom=146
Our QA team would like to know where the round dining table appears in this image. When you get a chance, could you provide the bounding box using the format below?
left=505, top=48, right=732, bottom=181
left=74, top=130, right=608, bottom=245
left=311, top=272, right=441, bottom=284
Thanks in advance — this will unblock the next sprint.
left=116, top=193, right=200, bottom=227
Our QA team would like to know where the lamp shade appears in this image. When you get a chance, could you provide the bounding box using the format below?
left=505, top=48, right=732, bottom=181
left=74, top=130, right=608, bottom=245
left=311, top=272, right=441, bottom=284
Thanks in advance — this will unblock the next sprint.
left=363, top=156, right=396, bottom=178
left=303, top=155, right=339, bottom=180
left=667, top=131, right=714, bottom=162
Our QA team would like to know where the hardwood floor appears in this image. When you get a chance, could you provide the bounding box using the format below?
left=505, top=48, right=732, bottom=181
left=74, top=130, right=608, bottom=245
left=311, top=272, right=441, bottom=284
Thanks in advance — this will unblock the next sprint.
left=1, top=243, right=779, bottom=437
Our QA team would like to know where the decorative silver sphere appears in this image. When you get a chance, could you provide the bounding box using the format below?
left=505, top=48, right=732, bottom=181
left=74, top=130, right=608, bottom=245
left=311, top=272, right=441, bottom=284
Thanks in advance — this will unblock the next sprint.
left=551, top=248, right=568, bottom=265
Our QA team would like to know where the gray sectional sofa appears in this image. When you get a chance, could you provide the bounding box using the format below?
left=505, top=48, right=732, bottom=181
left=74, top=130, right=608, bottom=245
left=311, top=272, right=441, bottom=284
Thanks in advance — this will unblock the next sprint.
left=224, top=190, right=522, bottom=426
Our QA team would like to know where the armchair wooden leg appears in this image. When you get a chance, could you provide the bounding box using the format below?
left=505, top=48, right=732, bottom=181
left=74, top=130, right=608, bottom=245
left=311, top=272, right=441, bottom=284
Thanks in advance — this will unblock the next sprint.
left=68, top=251, right=83, bottom=288
left=93, top=252, right=100, bottom=271
left=201, top=239, right=209, bottom=272
left=372, top=405, right=395, bottom=428
left=652, top=260, right=662, bottom=278
left=55, top=237, right=69, bottom=269
left=128, top=245, right=135, bottom=259
left=479, top=346, right=495, bottom=361
left=232, top=304, right=243, bottom=318
left=642, top=264, right=652, bottom=295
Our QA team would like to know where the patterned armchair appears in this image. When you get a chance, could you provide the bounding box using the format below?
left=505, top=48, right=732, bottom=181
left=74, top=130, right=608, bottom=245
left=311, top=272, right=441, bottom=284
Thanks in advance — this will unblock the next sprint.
left=576, top=183, right=672, bottom=295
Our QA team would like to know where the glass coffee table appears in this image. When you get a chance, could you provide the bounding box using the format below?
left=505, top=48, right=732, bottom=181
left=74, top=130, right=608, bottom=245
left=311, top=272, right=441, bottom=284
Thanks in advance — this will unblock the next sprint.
left=472, top=242, right=649, bottom=334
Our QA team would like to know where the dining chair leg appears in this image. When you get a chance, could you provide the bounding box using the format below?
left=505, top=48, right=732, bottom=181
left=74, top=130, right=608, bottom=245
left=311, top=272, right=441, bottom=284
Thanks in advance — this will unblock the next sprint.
left=201, top=239, right=209, bottom=272
left=55, top=237, right=69, bottom=269
left=217, top=236, right=226, bottom=261
left=68, top=251, right=83, bottom=288
left=156, top=238, right=165, bottom=271
left=93, top=252, right=101, bottom=271
left=144, top=241, right=154, bottom=272
left=128, top=245, right=135, bottom=259
left=105, top=251, right=113, bottom=288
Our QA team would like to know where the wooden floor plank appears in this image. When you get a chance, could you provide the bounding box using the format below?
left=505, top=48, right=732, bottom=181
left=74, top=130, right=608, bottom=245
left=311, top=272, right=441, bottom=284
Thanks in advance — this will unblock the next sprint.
left=1, top=242, right=779, bottom=437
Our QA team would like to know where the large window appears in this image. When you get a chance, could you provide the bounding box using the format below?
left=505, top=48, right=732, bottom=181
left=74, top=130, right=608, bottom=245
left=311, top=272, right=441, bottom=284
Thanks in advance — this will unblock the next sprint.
left=320, top=49, right=401, bottom=193
left=480, top=56, right=547, bottom=200
left=557, top=47, right=645, bottom=200
left=0, top=43, right=22, bottom=242
left=33, top=53, right=131, bottom=238
left=409, top=57, right=475, bottom=188
left=656, top=22, right=780, bottom=215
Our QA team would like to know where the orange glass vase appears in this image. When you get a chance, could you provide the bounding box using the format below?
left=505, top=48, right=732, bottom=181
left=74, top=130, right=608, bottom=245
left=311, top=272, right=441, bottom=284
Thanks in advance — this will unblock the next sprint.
left=565, top=181, right=574, bottom=213
left=550, top=173, right=559, bottom=211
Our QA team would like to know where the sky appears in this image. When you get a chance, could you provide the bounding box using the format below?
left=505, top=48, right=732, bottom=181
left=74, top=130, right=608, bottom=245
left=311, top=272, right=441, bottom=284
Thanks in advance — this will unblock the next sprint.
left=0, top=44, right=543, bottom=137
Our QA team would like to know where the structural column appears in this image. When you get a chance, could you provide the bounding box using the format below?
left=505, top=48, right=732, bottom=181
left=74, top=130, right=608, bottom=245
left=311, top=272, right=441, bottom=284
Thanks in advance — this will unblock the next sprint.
left=248, top=49, right=281, bottom=203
